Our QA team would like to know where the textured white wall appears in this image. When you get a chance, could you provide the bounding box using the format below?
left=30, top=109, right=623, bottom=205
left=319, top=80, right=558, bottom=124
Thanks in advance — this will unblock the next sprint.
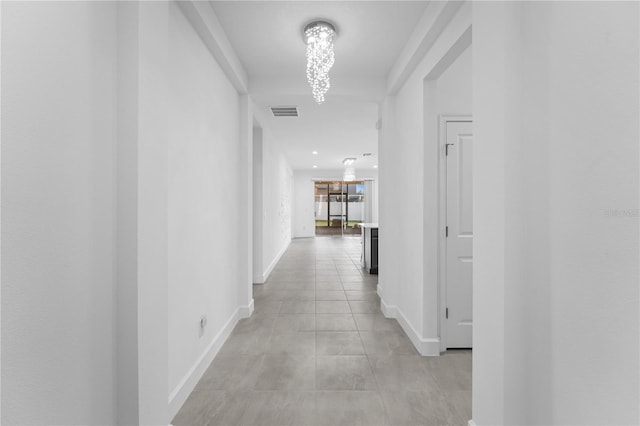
left=1, top=2, right=117, bottom=423
left=167, top=0, right=240, bottom=403
left=473, top=1, right=639, bottom=424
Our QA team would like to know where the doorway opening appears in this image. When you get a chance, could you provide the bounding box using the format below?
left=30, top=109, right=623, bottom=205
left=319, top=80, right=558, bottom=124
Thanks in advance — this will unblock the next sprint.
left=314, top=181, right=365, bottom=236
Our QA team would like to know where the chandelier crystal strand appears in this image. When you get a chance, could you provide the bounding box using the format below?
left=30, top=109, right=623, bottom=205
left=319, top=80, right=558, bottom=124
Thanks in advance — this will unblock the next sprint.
left=304, top=23, right=336, bottom=104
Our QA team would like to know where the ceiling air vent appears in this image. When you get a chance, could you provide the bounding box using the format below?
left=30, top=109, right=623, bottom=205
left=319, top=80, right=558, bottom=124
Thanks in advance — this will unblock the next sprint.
left=270, top=106, right=298, bottom=117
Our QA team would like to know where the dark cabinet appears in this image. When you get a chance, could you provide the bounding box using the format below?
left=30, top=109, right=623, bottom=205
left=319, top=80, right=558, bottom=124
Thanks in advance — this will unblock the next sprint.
left=370, top=228, right=378, bottom=274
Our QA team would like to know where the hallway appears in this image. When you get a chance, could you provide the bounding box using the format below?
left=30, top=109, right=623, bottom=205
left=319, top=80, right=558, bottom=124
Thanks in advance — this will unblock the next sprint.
left=2, top=1, right=637, bottom=423
left=173, top=237, right=471, bottom=425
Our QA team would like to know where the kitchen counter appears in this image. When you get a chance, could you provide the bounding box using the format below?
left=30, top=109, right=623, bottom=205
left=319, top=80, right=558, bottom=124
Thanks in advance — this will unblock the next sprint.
left=358, top=223, right=378, bottom=274
left=358, top=223, right=379, bottom=228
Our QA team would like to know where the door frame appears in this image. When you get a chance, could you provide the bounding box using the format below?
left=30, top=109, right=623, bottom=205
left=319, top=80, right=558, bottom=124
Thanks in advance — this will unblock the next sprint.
left=438, top=115, right=473, bottom=352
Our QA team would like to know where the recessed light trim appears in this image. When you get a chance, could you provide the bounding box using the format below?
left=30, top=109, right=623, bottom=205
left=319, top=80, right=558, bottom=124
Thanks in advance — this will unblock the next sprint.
left=312, top=151, right=318, bottom=155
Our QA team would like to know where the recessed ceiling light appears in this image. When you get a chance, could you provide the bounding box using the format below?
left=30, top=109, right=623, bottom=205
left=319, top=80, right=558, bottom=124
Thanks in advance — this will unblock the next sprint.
left=312, top=151, right=318, bottom=155
left=313, top=165, right=318, bottom=168
left=373, top=165, right=378, bottom=168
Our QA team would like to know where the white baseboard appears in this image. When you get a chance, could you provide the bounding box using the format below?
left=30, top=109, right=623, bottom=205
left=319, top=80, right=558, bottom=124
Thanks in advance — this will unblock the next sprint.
left=168, top=304, right=246, bottom=419
left=292, top=233, right=315, bottom=239
left=468, top=420, right=476, bottom=426
left=379, top=293, right=397, bottom=318
left=238, top=298, right=254, bottom=319
left=379, top=294, right=440, bottom=356
left=376, top=283, right=385, bottom=302
left=260, top=238, right=291, bottom=283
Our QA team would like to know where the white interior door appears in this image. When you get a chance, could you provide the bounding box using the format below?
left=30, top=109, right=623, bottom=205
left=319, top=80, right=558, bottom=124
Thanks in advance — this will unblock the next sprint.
left=445, top=120, right=473, bottom=348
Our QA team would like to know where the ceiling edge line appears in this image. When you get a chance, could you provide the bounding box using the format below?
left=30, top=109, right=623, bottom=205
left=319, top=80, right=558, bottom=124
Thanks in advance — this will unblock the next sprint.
left=177, top=1, right=249, bottom=94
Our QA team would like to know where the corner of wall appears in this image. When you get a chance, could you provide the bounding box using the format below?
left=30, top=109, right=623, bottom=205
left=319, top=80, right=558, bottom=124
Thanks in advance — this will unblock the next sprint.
left=379, top=294, right=397, bottom=319
left=238, top=298, right=254, bottom=319
left=379, top=289, right=440, bottom=357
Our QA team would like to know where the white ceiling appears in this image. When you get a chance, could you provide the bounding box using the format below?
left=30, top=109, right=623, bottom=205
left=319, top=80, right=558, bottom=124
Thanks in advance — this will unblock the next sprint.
left=209, top=1, right=430, bottom=171
left=253, top=94, right=380, bottom=170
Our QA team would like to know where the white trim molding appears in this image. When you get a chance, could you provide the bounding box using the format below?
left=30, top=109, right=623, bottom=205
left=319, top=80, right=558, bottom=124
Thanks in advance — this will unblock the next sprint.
left=468, top=420, right=476, bottom=426
left=376, top=283, right=385, bottom=302
left=379, top=295, right=441, bottom=356
left=379, top=294, right=397, bottom=318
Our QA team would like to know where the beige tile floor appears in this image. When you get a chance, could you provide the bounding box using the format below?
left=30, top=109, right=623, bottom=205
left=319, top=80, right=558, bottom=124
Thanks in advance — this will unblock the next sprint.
left=173, top=237, right=472, bottom=426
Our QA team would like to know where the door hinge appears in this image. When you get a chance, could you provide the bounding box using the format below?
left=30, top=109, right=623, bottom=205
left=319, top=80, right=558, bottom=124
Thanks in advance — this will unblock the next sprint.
left=445, top=226, right=448, bottom=237
left=446, top=308, right=449, bottom=319
left=446, top=143, right=454, bottom=156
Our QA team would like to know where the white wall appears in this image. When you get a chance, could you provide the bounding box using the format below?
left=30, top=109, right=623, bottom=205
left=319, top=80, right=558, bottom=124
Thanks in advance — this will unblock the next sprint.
left=116, top=3, right=141, bottom=422
left=293, top=169, right=379, bottom=239
left=255, top=125, right=293, bottom=282
left=473, top=1, right=639, bottom=424
left=425, top=45, right=473, bottom=349
left=379, top=2, right=471, bottom=355
left=135, top=3, right=171, bottom=422
left=293, top=169, right=320, bottom=238
left=434, top=47, right=472, bottom=114
left=167, top=1, right=247, bottom=416
left=2, top=2, right=253, bottom=423
left=253, top=127, right=264, bottom=281
left=1, top=2, right=117, bottom=423
left=236, top=95, right=253, bottom=315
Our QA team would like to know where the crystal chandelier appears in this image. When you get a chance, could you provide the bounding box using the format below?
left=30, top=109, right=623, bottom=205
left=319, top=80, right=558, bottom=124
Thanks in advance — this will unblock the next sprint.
left=303, top=21, right=337, bottom=104
left=343, top=167, right=356, bottom=182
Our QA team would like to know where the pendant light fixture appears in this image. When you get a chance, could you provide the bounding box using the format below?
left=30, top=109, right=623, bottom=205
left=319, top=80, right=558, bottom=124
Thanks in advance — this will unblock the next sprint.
left=303, top=20, right=337, bottom=104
